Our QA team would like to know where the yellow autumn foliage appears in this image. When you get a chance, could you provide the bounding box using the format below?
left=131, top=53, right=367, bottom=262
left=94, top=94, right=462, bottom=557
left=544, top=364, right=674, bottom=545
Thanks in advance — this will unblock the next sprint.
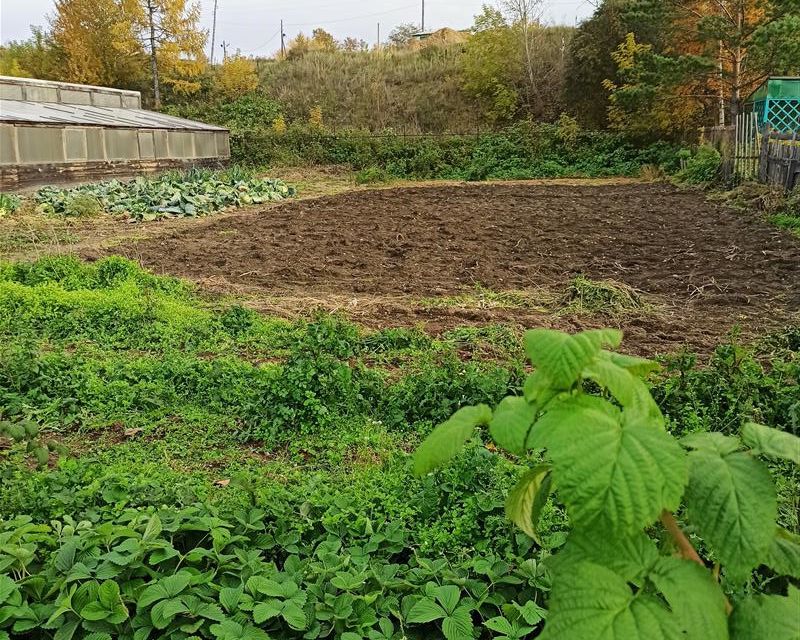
left=214, top=55, right=259, bottom=99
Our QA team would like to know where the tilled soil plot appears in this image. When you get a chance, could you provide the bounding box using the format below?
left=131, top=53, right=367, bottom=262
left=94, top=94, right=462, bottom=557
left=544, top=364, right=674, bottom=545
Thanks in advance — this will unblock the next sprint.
left=100, top=182, right=800, bottom=354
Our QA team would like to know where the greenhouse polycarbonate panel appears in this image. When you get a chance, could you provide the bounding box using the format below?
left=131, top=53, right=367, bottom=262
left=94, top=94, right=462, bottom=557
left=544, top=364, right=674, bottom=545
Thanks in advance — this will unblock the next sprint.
left=0, top=99, right=226, bottom=131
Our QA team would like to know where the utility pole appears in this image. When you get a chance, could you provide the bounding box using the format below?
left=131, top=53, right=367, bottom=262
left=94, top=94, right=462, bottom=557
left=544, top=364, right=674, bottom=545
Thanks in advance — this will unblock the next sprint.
left=377, top=22, right=380, bottom=49
left=220, top=40, right=229, bottom=61
left=421, top=0, right=425, bottom=31
left=280, top=19, right=286, bottom=59
left=210, top=0, right=218, bottom=64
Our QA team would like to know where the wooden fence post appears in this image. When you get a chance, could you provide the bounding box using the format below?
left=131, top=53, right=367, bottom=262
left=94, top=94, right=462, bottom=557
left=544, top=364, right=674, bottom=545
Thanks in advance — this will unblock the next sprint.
left=758, top=131, right=770, bottom=183
left=788, top=131, right=798, bottom=191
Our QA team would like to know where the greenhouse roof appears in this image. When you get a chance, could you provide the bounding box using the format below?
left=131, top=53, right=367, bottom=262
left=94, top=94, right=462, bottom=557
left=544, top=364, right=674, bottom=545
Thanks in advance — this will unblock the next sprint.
left=0, top=99, right=226, bottom=131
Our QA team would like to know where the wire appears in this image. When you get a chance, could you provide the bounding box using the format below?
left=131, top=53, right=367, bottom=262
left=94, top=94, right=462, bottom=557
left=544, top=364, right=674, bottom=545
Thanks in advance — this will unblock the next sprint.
left=284, top=4, right=419, bottom=28
left=241, top=28, right=282, bottom=53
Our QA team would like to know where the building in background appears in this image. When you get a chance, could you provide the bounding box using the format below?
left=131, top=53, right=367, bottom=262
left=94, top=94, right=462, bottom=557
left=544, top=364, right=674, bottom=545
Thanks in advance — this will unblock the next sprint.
left=744, top=77, right=800, bottom=134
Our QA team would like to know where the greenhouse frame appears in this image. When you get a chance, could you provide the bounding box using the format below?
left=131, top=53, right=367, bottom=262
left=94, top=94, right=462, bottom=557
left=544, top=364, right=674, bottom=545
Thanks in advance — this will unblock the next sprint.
left=0, top=76, right=230, bottom=189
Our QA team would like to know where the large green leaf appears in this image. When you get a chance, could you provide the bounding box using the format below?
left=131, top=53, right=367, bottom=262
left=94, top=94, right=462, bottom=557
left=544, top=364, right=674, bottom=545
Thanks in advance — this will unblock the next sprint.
left=282, top=601, right=307, bottom=630
left=151, top=597, right=189, bottom=629
left=505, top=464, right=552, bottom=543
left=413, top=404, right=492, bottom=475
left=582, top=353, right=662, bottom=420
left=766, top=528, right=800, bottom=578
left=442, top=606, right=475, bottom=640
left=0, top=576, right=16, bottom=604
left=96, top=580, right=120, bottom=610
left=432, top=585, right=461, bottom=615
left=602, top=350, right=660, bottom=376
left=648, top=557, right=729, bottom=640
left=524, top=328, right=622, bottom=389
left=685, top=449, right=776, bottom=579
left=490, top=396, right=536, bottom=455
left=729, top=587, right=800, bottom=640
left=530, top=396, right=687, bottom=534
left=406, top=597, right=446, bottom=624
left=682, top=432, right=740, bottom=456
left=741, top=422, right=800, bottom=465
left=540, top=561, right=681, bottom=640
left=138, top=572, right=192, bottom=608
left=550, top=531, right=659, bottom=583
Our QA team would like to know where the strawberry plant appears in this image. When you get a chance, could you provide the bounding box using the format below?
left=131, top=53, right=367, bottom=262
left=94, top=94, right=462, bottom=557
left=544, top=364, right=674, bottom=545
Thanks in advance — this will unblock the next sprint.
left=414, top=328, right=800, bottom=639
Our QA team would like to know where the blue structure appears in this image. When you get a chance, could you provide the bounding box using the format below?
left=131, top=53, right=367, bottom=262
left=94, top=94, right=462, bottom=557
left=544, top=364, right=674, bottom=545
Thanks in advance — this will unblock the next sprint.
left=744, top=77, right=800, bottom=134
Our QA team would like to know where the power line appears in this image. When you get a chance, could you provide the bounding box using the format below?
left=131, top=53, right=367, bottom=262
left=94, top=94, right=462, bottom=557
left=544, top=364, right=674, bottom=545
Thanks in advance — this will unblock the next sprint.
left=235, top=3, right=419, bottom=54
left=284, top=4, right=418, bottom=28
left=241, top=28, right=282, bottom=53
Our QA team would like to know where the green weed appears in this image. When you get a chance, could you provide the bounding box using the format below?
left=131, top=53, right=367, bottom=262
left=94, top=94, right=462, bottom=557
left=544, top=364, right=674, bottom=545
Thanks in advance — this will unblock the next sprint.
left=0, top=256, right=796, bottom=640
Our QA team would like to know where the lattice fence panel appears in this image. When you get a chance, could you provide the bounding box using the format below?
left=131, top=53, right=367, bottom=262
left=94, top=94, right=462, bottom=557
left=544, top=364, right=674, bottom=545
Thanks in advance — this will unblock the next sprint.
left=768, top=99, right=800, bottom=133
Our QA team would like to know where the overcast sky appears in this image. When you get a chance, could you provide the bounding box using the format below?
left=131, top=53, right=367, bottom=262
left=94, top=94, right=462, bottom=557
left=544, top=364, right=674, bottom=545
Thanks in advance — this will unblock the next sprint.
left=1, top=0, right=596, bottom=57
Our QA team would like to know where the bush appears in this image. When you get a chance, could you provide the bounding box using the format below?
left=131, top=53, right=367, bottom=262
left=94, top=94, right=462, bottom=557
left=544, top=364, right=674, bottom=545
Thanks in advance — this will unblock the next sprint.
left=0, top=193, right=21, bottom=217
left=230, top=122, right=681, bottom=181
left=674, top=145, right=721, bottom=185
left=354, top=167, right=393, bottom=184
left=165, top=93, right=284, bottom=134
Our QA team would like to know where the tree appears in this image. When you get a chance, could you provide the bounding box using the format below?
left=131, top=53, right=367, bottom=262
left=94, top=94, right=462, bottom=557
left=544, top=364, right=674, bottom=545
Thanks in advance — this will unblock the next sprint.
left=50, top=0, right=146, bottom=89
left=285, top=28, right=339, bottom=59
left=213, top=55, right=258, bottom=99
left=603, top=32, right=713, bottom=140
left=311, top=28, right=337, bottom=52
left=462, top=5, right=572, bottom=122
left=669, top=0, right=800, bottom=118
left=0, top=29, right=63, bottom=81
left=563, top=0, right=671, bottom=128
left=126, top=0, right=207, bottom=108
left=388, top=22, right=421, bottom=47
left=591, top=0, right=800, bottom=136
left=499, top=0, right=544, bottom=103
left=341, top=37, right=368, bottom=52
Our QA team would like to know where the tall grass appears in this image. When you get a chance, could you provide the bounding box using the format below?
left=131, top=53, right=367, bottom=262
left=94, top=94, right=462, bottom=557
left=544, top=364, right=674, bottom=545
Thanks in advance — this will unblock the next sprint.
left=257, top=47, right=481, bottom=133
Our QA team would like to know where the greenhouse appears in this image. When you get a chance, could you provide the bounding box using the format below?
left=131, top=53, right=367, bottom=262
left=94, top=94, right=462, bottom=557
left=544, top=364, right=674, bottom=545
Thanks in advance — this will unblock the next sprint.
left=0, top=76, right=230, bottom=189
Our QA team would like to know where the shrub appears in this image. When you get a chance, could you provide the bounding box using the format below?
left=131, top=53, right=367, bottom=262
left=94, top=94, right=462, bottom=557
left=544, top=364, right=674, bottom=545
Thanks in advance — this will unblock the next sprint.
left=230, top=123, right=681, bottom=182
left=354, top=167, right=392, bottom=184
left=0, top=193, right=21, bottom=217
left=674, top=145, right=721, bottom=185
left=415, top=328, right=800, bottom=638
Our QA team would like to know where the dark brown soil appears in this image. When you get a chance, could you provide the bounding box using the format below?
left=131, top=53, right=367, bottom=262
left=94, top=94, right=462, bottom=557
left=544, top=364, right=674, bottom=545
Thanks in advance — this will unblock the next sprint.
left=94, top=182, right=800, bottom=354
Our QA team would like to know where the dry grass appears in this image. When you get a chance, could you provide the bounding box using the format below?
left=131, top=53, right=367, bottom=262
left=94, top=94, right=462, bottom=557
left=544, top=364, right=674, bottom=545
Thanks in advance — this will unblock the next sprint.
left=559, top=275, right=648, bottom=315
left=258, top=47, right=481, bottom=133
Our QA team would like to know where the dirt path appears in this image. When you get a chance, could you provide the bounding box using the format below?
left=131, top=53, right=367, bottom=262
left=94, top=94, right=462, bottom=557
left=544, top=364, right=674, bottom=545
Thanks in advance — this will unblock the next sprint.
left=79, top=181, right=799, bottom=355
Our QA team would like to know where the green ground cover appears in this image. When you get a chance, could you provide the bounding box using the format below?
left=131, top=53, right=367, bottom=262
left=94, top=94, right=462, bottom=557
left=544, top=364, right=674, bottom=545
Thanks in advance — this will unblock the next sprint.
left=0, top=257, right=797, bottom=639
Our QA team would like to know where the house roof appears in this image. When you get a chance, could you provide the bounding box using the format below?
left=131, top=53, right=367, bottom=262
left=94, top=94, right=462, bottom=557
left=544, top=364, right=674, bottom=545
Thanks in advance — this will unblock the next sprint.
left=0, top=99, right=227, bottom=131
